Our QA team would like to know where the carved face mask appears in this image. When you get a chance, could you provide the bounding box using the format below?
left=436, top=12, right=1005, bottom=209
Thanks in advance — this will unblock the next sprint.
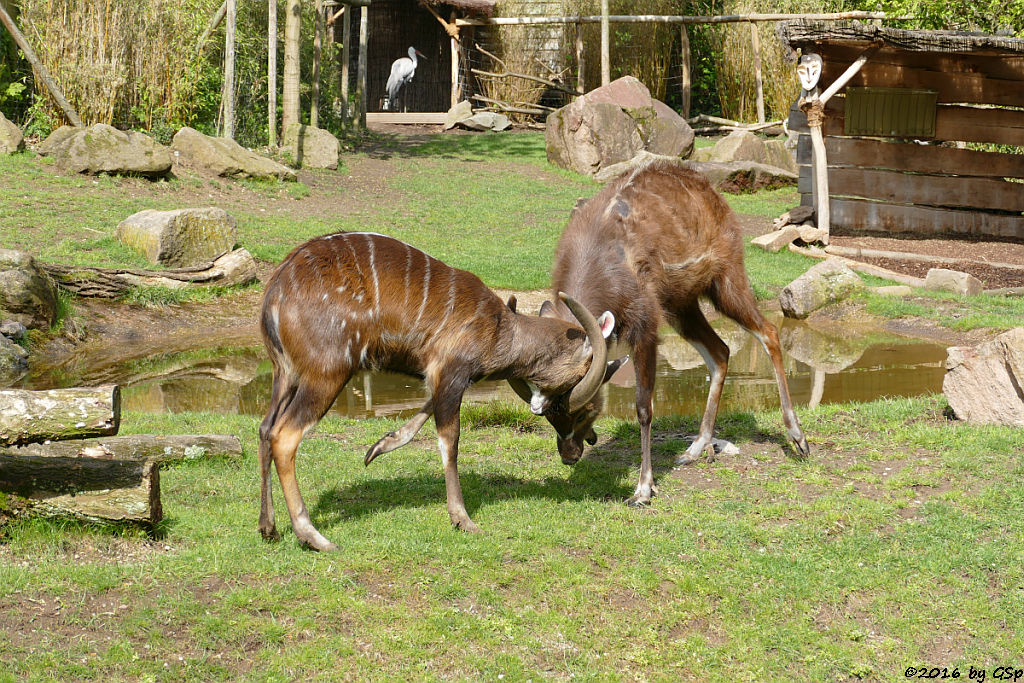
left=797, top=53, right=823, bottom=91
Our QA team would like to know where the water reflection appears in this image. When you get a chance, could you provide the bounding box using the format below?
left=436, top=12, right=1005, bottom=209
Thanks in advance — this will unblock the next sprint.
left=25, top=315, right=948, bottom=420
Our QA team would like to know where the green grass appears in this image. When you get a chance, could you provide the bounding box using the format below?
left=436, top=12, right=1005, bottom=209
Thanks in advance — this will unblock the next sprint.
left=1, top=397, right=1022, bottom=679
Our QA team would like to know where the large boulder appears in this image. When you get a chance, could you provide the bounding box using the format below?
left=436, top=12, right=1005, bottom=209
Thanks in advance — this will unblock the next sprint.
left=545, top=76, right=693, bottom=178
left=41, top=123, right=171, bottom=177
left=171, top=127, right=297, bottom=181
left=710, top=130, right=767, bottom=164
left=0, top=111, right=25, bottom=155
left=0, top=333, right=28, bottom=386
left=943, top=327, right=1024, bottom=425
left=117, top=207, right=237, bottom=267
left=780, top=258, right=864, bottom=319
left=683, top=159, right=796, bottom=193
left=281, top=123, right=340, bottom=170
left=36, top=125, right=81, bottom=155
left=0, top=249, right=58, bottom=330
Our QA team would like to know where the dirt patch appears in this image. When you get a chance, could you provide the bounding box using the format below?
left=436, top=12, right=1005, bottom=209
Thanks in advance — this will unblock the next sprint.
left=828, top=233, right=1024, bottom=290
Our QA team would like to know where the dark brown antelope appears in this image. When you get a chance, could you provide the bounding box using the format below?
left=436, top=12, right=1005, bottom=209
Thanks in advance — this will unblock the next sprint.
left=511, top=160, right=809, bottom=507
left=258, top=231, right=616, bottom=551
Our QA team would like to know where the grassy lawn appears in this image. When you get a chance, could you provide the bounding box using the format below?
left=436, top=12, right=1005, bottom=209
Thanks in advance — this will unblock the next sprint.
left=2, top=132, right=1023, bottom=679
left=2, top=398, right=1022, bottom=680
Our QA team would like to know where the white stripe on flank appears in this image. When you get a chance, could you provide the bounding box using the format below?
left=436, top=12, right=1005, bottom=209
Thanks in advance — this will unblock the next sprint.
left=365, top=234, right=380, bottom=317
left=414, top=255, right=431, bottom=330
left=434, top=267, right=456, bottom=336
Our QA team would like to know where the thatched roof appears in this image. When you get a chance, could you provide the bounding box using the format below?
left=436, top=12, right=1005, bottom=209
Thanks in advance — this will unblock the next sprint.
left=777, top=21, right=1024, bottom=60
left=420, top=0, right=495, bottom=17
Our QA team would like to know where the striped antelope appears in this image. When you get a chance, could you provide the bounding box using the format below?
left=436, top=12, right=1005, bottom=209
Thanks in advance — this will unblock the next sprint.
left=258, top=231, right=617, bottom=551
left=511, top=161, right=809, bottom=507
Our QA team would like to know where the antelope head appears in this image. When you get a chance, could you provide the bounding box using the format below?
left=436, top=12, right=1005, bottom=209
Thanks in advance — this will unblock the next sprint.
left=507, top=292, right=623, bottom=464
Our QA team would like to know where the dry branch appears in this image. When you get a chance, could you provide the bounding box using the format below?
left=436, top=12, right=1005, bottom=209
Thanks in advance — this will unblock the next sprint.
left=0, top=385, right=121, bottom=447
left=40, top=248, right=258, bottom=299
left=471, top=95, right=550, bottom=116
left=470, top=67, right=582, bottom=97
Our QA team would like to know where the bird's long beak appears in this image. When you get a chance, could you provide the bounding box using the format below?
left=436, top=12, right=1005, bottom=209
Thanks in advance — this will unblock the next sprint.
left=416, top=49, right=427, bottom=60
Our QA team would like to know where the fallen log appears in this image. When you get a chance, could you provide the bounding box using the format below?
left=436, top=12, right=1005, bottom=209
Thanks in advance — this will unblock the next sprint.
left=0, top=385, right=120, bottom=447
left=40, top=248, right=259, bottom=299
left=0, top=456, right=161, bottom=524
left=3, top=434, right=242, bottom=463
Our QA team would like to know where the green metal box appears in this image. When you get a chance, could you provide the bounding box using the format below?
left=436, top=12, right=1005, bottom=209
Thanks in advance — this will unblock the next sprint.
left=844, top=87, right=938, bottom=138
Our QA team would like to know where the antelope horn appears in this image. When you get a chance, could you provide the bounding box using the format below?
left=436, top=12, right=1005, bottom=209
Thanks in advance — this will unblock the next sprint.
left=561, top=291, right=608, bottom=413
left=507, top=377, right=533, bottom=403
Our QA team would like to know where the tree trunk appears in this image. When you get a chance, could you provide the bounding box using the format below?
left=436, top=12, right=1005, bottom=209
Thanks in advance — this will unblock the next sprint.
left=0, top=1, right=83, bottom=126
left=4, top=434, right=242, bottom=463
left=282, top=0, right=302, bottom=129
left=0, top=386, right=120, bottom=447
left=0, top=456, right=160, bottom=524
left=268, top=0, right=278, bottom=146
left=311, top=0, right=323, bottom=128
left=222, top=0, right=237, bottom=138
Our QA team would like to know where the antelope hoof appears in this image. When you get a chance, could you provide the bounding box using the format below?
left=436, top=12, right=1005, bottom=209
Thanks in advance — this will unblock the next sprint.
left=792, top=433, right=811, bottom=458
left=673, top=451, right=700, bottom=467
left=625, top=487, right=655, bottom=507
left=259, top=524, right=280, bottom=542
left=300, top=537, right=339, bottom=552
left=451, top=515, right=482, bottom=534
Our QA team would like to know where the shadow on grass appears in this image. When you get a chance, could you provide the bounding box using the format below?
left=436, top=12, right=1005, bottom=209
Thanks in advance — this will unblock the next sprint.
left=308, top=409, right=797, bottom=531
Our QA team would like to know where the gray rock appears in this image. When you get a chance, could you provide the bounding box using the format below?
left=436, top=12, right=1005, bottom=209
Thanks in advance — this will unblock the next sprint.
left=46, top=123, right=171, bottom=176
left=458, top=112, right=511, bottom=132
left=925, top=268, right=983, bottom=296
left=0, top=320, right=27, bottom=341
left=764, top=139, right=798, bottom=175
left=594, top=150, right=684, bottom=184
left=444, top=100, right=474, bottom=130
left=0, top=111, right=24, bottom=154
left=710, top=130, right=766, bottom=164
left=171, top=126, right=297, bottom=181
left=545, top=76, right=693, bottom=178
left=0, top=333, right=28, bottom=386
left=872, top=285, right=914, bottom=297
left=281, top=123, right=340, bottom=169
left=780, top=258, right=864, bottom=319
left=943, top=327, right=1024, bottom=425
left=683, top=160, right=797, bottom=193
left=0, top=249, right=58, bottom=330
left=117, top=207, right=237, bottom=267
left=36, top=125, right=81, bottom=156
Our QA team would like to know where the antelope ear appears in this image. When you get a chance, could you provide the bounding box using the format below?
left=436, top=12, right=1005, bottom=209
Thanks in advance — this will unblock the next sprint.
left=506, top=295, right=517, bottom=313
left=597, top=311, right=615, bottom=339
left=539, top=300, right=557, bottom=318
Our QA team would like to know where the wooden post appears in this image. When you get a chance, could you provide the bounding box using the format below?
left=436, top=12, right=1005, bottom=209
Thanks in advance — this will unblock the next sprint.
left=341, top=4, right=351, bottom=117
left=223, top=0, right=237, bottom=138
left=268, top=0, right=277, bottom=146
left=312, top=0, right=323, bottom=127
left=450, top=10, right=460, bottom=108
left=751, top=22, right=765, bottom=124
left=575, top=23, right=584, bottom=94
left=356, top=5, right=368, bottom=129
left=600, top=0, right=610, bottom=86
left=0, top=1, right=83, bottom=127
left=679, top=24, right=690, bottom=119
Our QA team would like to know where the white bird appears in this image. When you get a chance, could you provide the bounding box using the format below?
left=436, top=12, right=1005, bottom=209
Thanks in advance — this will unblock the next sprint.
left=384, top=46, right=426, bottom=112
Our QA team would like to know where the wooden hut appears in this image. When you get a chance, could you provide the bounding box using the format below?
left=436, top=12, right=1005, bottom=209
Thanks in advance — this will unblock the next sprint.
left=342, top=0, right=495, bottom=123
left=780, top=21, right=1024, bottom=241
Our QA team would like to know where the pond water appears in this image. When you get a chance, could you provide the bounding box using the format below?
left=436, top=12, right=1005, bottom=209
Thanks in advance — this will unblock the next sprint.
left=23, top=313, right=948, bottom=421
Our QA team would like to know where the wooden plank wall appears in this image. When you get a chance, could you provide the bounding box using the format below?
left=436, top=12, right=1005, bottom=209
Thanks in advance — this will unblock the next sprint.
left=788, top=44, right=1024, bottom=240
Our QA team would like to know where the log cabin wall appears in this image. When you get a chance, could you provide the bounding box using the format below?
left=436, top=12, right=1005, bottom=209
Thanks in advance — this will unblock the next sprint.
left=783, top=22, right=1024, bottom=241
